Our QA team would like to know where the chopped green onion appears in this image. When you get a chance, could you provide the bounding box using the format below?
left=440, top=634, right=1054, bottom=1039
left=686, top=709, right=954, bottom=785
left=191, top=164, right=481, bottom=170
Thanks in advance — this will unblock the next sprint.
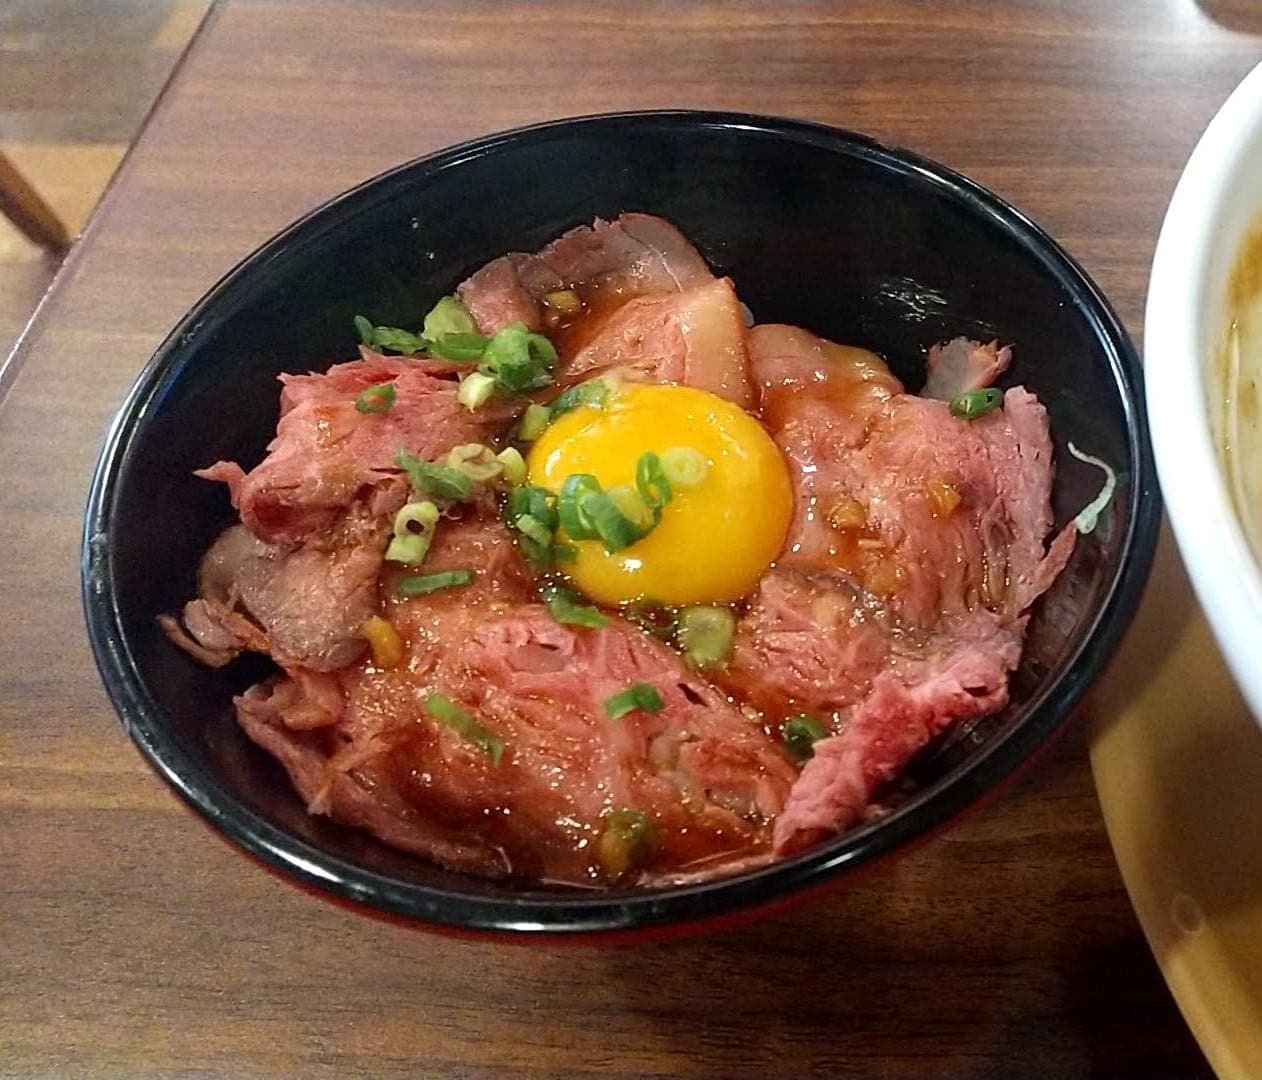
left=597, top=808, right=659, bottom=880
left=424, top=693, right=505, bottom=765
left=354, top=381, right=396, bottom=414
left=660, top=446, right=709, bottom=488
left=393, top=500, right=441, bottom=535
left=517, top=402, right=551, bottom=442
left=604, top=682, right=665, bottom=720
left=430, top=332, right=489, bottom=364
left=525, top=485, right=558, bottom=530
left=496, top=447, right=527, bottom=486
left=676, top=605, right=736, bottom=669
left=422, top=295, right=477, bottom=340
left=635, top=451, right=672, bottom=511
left=558, top=473, right=601, bottom=540
left=397, top=569, right=475, bottom=597
left=549, top=379, right=608, bottom=419
left=385, top=533, right=430, bottom=566
left=456, top=371, right=496, bottom=410
left=1067, top=442, right=1117, bottom=535
left=396, top=447, right=473, bottom=501
left=478, top=322, right=557, bottom=394
left=948, top=387, right=1004, bottom=420
left=578, top=490, right=646, bottom=552
left=445, top=443, right=502, bottom=484
left=552, top=541, right=577, bottom=563
left=385, top=500, right=440, bottom=565
left=514, top=513, right=553, bottom=549
left=543, top=585, right=609, bottom=629
left=354, top=320, right=427, bottom=355
left=782, top=714, right=829, bottom=762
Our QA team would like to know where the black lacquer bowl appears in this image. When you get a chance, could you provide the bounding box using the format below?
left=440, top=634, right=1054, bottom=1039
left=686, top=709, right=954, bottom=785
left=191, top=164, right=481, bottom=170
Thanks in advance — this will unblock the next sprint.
left=83, top=112, right=1159, bottom=938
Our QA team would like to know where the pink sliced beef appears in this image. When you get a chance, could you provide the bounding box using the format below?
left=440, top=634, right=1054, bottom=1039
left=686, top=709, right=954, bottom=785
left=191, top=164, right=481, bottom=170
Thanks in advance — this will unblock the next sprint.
left=922, top=337, right=1012, bottom=400
left=197, top=355, right=518, bottom=547
left=232, top=513, right=796, bottom=884
left=734, top=325, right=1074, bottom=853
left=160, top=509, right=385, bottom=672
left=457, top=212, right=713, bottom=336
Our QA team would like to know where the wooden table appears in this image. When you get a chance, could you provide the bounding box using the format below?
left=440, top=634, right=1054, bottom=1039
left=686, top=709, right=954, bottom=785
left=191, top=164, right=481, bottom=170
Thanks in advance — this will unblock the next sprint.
left=2, top=3, right=1257, bottom=1076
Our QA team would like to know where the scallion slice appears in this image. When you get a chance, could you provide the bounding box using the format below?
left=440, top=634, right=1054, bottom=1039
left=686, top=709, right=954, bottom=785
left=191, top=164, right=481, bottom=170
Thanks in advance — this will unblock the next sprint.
left=397, top=569, right=474, bottom=597
left=558, top=473, right=601, bottom=540
left=948, top=387, right=1004, bottom=420
left=782, top=714, right=829, bottom=762
left=422, top=295, right=477, bottom=340
left=353, top=318, right=427, bottom=355
left=660, top=446, right=709, bottom=488
left=604, top=682, right=665, bottom=720
left=676, top=605, right=735, bottom=669
left=597, top=808, right=659, bottom=880
left=517, top=402, right=551, bottom=442
left=354, top=381, right=396, bottom=414
left=549, top=378, right=608, bottom=419
left=514, top=513, right=553, bottom=549
left=496, top=446, right=527, bottom=486
left=431, top=332, right=489, bottom=364
left=543, top=585, right=609, bottom=629
left=445, top=443, right=502, bottom=484
left=396, top=447, right=473, bottom=501
left=635, top=451, right=672, bottom=511
left=581, top=490, right=646, bottom=552
left=384, top=500, right=440, bottom=565
left=424, top=693, right=505, bottom=765
left=478, top=322, right=557, bottom=394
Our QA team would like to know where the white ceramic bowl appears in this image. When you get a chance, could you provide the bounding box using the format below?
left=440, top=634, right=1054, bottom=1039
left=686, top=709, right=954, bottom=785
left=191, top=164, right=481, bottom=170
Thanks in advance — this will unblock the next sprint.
left=1147, top=60, right=1262, bottom=724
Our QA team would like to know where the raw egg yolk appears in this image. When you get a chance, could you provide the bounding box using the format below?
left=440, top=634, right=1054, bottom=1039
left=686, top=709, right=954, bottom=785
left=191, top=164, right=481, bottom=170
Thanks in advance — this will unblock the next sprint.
left=527, top=383, right=793, bottom=605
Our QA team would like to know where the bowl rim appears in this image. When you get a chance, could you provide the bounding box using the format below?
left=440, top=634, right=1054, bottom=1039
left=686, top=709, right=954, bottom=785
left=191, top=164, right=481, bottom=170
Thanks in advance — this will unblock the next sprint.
left=1145, top=61, right=1262, bottom=725
left=82, top=109, right=1160, bottom=937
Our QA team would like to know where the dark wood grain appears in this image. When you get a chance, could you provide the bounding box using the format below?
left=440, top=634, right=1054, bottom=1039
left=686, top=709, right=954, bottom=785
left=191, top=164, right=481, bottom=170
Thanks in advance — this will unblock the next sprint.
left=1, top=3, right=1255, bottom=1076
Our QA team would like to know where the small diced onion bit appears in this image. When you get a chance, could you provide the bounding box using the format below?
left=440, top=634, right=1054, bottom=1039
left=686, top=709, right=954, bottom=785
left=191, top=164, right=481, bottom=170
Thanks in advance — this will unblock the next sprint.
left=948, top=387, right=1004, bottom=420
left=359, top=615, right=404, bottom=670
left=604, top=682, right=665, bottom=720
left=782, top=713, right=829, bottom=762
left=864, top=557, right=904, bottom=597
left=424, top=693, right=506, bottom=765
left=596, top=809, right=660, bottom=881
left=516, top=402, right=551, bottom=442
left=445, top=443, right=503, bottom=484
left=542, top=288, right=583, bottom=315
left=354, top=381, right=396, bottom=414
left=827, top=496, right=866, bottom=531
left=927, top=480, right=962, bottom=518
left=659, top=446, right=709, bottom=488
left=385, top=500, right=441, bottom=565
left=676, top=605, right=736, bottom=669
left=397, top=569, right=474, bottom=597
left=496, top=446, right=527, bottom=486
left=457, top=371, right=497, bottom=411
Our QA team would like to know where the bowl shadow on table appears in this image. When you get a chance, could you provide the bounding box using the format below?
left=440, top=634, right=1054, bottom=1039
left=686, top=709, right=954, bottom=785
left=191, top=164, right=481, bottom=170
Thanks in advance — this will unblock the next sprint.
left=566, top=731, right=1210, bottom=1080
left=1087, top=525, right=1262, bottom=1069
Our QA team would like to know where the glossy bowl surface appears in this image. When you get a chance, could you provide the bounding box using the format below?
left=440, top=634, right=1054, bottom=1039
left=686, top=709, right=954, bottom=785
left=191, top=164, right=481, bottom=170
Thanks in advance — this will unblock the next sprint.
left=84, top=111, right=1159, bottom=936
left=1146, top=60, right=1262, bottom=725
